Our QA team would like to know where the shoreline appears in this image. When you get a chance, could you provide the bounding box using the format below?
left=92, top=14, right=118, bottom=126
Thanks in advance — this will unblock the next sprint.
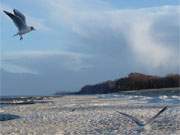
left=0, top=94, right=180, bottom=135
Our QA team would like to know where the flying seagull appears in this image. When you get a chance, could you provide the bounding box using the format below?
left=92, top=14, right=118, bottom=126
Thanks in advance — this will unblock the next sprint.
left=117, top=106, right=168, bottom=132
left=3, top=9, right=35, bottom=40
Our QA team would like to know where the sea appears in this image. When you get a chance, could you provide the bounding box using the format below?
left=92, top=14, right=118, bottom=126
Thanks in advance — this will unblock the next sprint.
left=1, top=88, right=180, bottom=108
left=97, top=87, right=180, bottom=106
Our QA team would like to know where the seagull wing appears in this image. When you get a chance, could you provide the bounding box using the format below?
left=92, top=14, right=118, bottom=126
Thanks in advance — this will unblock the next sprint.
left=13, top=9, right=26, bottom=24
left=117, top=111, right=144, bottom=126
left=3, top=10, right=26, bottom=31
left=145, top=106, right=168, bottom=125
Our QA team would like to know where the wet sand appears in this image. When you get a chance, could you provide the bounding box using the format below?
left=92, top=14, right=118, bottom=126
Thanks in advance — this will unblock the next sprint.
left=0, top=95, right=180, bottom=135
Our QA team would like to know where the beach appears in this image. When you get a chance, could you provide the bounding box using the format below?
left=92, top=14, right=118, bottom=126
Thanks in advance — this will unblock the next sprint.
left=0, top=94, right=180, bottom=135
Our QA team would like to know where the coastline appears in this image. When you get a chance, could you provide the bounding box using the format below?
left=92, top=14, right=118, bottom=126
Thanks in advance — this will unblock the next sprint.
left=0, top=91, right=180, bottom=135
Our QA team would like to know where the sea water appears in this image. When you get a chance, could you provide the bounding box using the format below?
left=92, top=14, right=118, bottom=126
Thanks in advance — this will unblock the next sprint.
left=97, top=88, right=180, bottom=106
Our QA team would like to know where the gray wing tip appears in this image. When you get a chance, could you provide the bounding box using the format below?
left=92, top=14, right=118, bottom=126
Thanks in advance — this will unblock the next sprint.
left=164, top=106, right=168, bottom=110
left=116, top=111, right=127, bottom=116
left=3, top=10, right=12, bottom=16
left=160, top=106, right=168, bottom=113
left=3, top=10, right=8, bottom=14
left=3, top=10, right=14, bottom=17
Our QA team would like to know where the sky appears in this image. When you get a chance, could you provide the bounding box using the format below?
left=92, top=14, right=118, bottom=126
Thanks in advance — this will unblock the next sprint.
left=0, top=0, right=180, bottom=96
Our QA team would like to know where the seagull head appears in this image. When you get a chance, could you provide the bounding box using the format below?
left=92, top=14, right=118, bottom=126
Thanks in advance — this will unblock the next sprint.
left=30, top=26, right=36, bottom=31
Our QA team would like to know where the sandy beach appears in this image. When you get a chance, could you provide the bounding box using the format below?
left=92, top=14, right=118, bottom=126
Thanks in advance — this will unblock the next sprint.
left=0, top=95, right=180, bottom=135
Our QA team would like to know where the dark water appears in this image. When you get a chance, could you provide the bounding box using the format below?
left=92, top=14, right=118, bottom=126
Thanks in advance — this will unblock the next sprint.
left=0, top=95, right=49, bottom=108
left=119, top=88, right=180, bottom=96
left=1, top=88, right=180, bottom=107
left=0, top=113, right=21, bottom=121
left=98, top=88, right=180, bottom=105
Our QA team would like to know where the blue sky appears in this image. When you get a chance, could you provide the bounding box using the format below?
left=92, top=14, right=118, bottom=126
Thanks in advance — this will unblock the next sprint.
left=0, top=0, right=180, bottom=95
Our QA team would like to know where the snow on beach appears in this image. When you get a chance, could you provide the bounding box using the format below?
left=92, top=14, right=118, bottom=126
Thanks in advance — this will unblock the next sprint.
left=0, top=93, right=180, bottom=135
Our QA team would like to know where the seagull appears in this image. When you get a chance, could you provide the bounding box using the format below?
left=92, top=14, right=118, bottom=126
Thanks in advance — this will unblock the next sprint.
left=117, top=106, right=168, bottom=132
left=3, top=9, right=35, bottom=40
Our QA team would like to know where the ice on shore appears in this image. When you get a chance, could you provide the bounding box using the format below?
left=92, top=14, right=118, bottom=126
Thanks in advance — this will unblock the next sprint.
left=0, top=94, right=180, bottom=135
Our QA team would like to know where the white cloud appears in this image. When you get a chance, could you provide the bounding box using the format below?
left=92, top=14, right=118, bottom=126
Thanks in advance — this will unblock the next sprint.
left=27, top=16, right=51, bottom=31
left=2, top=50, right=90, bottom=60
left=1, top=50, right=93, bottom=73
left=1, top=1, right=179, bottom=75
left=42, top=0, right=180, bottom=71
left=1, top=62, right=38, bottom=74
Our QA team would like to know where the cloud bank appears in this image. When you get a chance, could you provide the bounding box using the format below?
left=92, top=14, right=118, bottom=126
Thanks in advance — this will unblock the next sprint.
left=43, top=1, right=179, bottom=70
left=1, top=0, right=179, bottom=95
